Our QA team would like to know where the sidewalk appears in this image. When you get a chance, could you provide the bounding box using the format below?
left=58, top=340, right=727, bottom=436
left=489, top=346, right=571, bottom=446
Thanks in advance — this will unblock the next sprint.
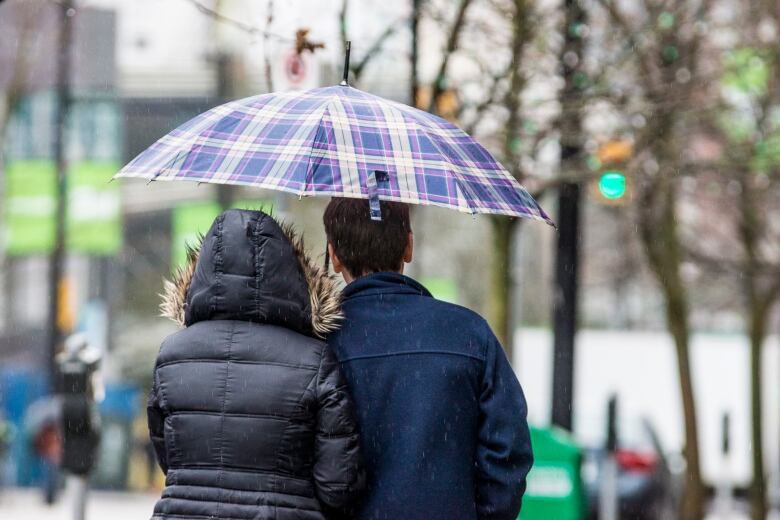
left=0, top=486, right=157, bottom=520
left=2, top=484, right=777, bottom=520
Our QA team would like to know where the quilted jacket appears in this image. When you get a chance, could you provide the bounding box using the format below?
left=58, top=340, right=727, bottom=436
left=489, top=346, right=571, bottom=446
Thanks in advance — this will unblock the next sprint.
left=148, top=209, right=365, bottom=519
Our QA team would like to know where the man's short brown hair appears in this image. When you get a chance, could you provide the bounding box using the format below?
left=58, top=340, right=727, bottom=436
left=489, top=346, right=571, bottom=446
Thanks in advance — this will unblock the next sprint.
left=323, top=198, right=411, bottom=277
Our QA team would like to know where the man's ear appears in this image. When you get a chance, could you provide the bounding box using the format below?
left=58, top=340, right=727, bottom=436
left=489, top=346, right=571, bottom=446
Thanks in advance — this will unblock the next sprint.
left=403, top=232, right=414, bottom=264
left=327, top=243, right=344, bottom=274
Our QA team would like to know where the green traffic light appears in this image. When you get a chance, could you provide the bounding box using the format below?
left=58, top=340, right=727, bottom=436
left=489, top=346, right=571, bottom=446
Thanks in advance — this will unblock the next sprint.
left=599, top=171, right=626, bottom=199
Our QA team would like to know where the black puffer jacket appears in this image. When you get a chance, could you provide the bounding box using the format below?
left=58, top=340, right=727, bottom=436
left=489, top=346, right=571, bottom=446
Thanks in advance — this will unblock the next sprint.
left=148, top=209, right=364, bottom=520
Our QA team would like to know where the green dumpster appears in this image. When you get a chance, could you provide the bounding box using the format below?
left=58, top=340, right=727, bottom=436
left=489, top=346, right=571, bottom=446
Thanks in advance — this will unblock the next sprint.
left=519, top=426, right=585, bottom=520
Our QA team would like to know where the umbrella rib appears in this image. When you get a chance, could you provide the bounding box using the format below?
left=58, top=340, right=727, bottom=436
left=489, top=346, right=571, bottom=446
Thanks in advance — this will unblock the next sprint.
left=398, top=114, right=481, bottom=214
left=302, top=94, right=341, bottom=197
left=125, top=101, right=244, bottom=181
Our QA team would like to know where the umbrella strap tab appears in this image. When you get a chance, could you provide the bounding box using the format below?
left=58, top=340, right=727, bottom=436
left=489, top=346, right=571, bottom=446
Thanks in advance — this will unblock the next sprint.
left=367, top=170, right=389, bottom=221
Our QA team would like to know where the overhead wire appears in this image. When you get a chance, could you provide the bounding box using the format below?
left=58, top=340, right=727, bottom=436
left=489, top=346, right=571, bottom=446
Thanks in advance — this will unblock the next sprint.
left=183, top=0, right=295, bottom=44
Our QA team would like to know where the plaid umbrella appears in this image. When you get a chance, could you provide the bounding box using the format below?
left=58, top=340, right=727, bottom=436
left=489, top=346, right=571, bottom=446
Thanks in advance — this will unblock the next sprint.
left=116, top=85, right=553, bottom=225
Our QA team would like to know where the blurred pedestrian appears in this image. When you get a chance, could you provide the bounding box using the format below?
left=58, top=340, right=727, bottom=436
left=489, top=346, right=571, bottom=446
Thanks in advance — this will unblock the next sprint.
left=25, top=397, right=63, bottom=505
left=0, top=414, right=13, bottom=496
left=323, top=198, right=534, bottom=520
left=57, top=333, right=103, bottom=520
left=149, top=209, right=364, bottom=519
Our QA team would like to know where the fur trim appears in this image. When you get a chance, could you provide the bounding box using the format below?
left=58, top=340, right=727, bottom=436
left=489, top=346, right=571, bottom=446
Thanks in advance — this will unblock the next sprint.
left=278, top=221, right=343, bottom=337
left=159, top=220, right=343, bottom=338
left=160, top=239, right=200, bottom=327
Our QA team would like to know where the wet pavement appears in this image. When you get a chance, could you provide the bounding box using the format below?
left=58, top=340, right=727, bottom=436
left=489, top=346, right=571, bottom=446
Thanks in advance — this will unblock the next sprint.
left=1, top=484, right=777, bottom=519
left=0, top=485, right=157, bottom=520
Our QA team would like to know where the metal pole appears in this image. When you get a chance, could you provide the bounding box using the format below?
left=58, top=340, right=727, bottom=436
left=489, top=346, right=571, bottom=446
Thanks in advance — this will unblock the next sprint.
left=71, top=475, right=88, bottom=520
left=47, top=0, right=75, bottom=388
left=715, top=411, right=733, bottom=518
left=599, top=395, right=619, bottom=520
left=550, top=0, right=585, bottom=432
left=340, top=41, right=351, bottom=86
left=215, top=52, right=234, bottom=210
left=410, top=0, right=420, bottom=106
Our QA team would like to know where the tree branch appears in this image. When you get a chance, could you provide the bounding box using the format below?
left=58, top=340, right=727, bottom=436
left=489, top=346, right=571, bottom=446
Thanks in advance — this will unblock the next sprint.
left=185, top=0, right=293, bottom=42
left=427, top=0, right=474, bottom=114
left=351, top=20, right=401, bottom=81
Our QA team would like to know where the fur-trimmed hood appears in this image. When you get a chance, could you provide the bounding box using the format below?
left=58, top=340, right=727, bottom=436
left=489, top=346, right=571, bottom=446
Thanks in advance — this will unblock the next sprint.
left=161, top=209, right=342, bottom=339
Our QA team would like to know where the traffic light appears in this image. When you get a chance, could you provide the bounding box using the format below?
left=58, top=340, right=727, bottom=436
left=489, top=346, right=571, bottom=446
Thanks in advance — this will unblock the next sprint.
left=598, top=171, right=626, bottom=200
left=593, top=140, right=632, bottom=205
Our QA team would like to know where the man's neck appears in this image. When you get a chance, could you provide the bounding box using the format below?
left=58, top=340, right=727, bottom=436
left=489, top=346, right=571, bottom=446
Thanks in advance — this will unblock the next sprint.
left=342, top=268, right=404, bottom=285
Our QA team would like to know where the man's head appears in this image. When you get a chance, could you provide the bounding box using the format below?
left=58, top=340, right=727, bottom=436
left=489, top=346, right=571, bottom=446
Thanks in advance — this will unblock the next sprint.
left=323, top=198, right=413, bottom=283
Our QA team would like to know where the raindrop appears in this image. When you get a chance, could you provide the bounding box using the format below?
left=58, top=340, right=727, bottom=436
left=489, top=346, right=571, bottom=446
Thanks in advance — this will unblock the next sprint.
left=563, top=51, right=579, bottom=68
left=66, top=7, right=76, bottom=17
left=642, top=159, right=659, bottom=175
left=573, top=71, right=589, bottom=89
left=680, top=262, right=699, bottom=283
left=657, top=12, right=675, bottom=30
left=675, top=68, right=691, bottom=84
left=758, top=19, right=777, bottom=43
left=755, top=172, right=770, bottom=190
left=586, top=155, right=601, bottom=172
left=630, top=113, right=646, bottom=129
left=706, top=182, right=721, bottom=196
left=569, top=22, right=589, bottom=39
left=662, top=45, right=680, bottom=63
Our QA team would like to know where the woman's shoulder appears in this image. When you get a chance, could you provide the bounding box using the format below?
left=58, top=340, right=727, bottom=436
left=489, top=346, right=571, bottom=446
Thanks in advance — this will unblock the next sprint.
left=156, top=320, right=327, bottom=370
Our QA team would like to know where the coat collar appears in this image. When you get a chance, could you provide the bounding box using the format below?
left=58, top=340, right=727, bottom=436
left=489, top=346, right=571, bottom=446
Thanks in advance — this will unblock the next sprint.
left=342, top=272, right=432, bottom=300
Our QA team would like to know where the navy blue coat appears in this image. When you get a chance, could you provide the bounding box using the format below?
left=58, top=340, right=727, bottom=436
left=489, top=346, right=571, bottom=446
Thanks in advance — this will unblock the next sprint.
left=328, top=273, right=533, bottom=520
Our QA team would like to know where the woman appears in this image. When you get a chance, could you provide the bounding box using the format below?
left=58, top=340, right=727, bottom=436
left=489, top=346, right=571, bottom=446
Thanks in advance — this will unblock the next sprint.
left=148, top=209, right=364, bottom=519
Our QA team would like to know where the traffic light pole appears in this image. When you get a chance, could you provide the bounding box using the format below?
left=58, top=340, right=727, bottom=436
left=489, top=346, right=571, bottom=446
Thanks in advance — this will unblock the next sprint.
left=551, top=0, right=585, bottom=431
left=551, top=181, right=581, bottom=430
left=47, top=0, right=74, bottom=388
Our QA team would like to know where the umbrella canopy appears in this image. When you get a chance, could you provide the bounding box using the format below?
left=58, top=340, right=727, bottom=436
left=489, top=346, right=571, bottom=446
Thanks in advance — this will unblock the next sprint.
left=116, top=85, right=552, bottom=225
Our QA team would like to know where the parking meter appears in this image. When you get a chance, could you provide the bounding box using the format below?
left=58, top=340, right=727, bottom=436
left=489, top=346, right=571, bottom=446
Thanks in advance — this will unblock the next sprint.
left=57, top=333, right=102, bottom=476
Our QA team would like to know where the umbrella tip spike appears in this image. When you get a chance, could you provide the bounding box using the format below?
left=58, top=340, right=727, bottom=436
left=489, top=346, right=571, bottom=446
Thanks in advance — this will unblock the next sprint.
left=340, top=41, right=351, bottom=86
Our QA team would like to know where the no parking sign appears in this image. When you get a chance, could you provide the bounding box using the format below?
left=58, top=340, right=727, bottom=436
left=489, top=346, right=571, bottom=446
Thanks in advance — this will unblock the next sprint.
left=275, top=48, right=318, bottom=91
left=285, top=52, right=306, bottom=86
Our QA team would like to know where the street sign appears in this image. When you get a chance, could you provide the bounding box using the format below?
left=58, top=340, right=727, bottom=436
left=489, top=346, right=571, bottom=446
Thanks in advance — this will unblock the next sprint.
left=67, top=161, right=122, bottom=254
left=3, top=160, right=122, bottom=255
left=4, top=160, right=57, bottom=255
left=275, top=48, right=319, bottom=92
left=285, top=52, right=306, bottom=86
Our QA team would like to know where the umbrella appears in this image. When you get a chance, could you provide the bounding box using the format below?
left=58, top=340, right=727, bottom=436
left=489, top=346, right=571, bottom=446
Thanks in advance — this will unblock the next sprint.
left=116, top=46, right=552, bottom=226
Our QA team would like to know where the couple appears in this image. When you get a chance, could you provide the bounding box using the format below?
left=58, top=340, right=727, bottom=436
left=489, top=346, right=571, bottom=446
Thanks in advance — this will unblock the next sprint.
left=147, top=198, right=533, bottom=520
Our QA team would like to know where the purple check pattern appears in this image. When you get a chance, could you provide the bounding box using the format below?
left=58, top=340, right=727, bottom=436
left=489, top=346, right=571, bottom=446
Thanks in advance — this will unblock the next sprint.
left=116, top=85, right=552, bottom=223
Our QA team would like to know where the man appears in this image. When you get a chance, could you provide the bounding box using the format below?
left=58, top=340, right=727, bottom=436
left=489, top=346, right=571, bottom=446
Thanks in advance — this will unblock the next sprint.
left=324, top=198, right=533, bottom=520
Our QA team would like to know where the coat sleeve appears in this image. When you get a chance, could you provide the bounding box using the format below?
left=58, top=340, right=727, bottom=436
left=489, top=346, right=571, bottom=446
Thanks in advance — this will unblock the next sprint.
left=312, top=345, right=365, bottom=511
left=147, top=368, right=169, bottom=475
left=475, top=328, right=534, bottom=520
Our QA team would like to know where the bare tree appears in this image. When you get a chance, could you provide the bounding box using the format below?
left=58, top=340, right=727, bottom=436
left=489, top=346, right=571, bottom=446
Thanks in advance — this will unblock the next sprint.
left=487, top=0, right=534, bottom=353
left=689, top=4, right=780, bottom=516
left=593, top=0, right=716, bottom=517
left=338, top=0, right=402, bottom=86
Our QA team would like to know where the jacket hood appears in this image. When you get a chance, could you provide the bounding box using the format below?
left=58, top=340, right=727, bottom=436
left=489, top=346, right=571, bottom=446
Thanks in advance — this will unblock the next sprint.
left=161, top=209, right=342, bottom=338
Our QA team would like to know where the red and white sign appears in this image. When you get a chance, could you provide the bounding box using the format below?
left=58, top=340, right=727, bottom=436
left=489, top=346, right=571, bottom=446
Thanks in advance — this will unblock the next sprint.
left=274, top=47, right=319, bottom=92
left=285, top=52, right=306, bottom=86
